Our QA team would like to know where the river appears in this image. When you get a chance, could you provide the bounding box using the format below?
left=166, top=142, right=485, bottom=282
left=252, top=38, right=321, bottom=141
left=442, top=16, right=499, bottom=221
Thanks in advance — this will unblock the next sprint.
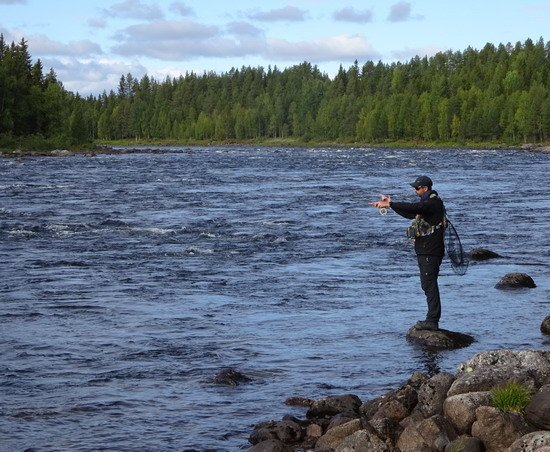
left=1, top=146, right=549, bottom=450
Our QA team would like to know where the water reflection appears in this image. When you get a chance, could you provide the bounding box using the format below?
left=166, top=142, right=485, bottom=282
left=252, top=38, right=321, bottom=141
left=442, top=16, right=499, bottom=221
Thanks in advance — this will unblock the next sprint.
left=410, top=345, right=443, bottom=375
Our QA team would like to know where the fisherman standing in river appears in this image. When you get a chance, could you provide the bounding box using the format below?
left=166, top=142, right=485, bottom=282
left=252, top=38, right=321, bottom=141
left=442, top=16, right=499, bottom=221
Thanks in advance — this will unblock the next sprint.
left=370, top=176, right=446, bottom=330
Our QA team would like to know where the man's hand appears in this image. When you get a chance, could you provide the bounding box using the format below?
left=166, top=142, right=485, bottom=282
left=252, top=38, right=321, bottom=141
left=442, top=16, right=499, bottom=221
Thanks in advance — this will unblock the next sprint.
left=370, top=194, right=391, bottom=209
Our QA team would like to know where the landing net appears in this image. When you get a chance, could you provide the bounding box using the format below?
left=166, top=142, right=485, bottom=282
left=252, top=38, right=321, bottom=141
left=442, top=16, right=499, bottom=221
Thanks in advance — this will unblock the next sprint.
left=445, top=218, right=468, bottom=275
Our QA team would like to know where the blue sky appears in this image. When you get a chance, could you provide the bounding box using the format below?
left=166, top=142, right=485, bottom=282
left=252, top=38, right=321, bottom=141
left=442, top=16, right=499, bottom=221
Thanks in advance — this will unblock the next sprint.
left=1, top=0, right=548, bottom=95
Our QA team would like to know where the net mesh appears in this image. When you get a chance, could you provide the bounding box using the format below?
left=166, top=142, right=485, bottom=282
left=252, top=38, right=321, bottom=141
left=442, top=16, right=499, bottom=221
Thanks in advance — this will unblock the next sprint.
left=444, top=218, right=468, bottom=275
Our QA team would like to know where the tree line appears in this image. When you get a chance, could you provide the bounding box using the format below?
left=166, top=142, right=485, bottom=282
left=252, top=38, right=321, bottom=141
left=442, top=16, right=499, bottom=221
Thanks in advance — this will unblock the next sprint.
left=1, top=35, right=549, bottom=149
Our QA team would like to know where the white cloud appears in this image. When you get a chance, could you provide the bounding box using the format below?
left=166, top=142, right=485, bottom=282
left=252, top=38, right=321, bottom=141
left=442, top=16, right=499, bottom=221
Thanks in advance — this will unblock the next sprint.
left=108, top=0, right=164, bottom=20
left=169, top=1, right=194, bottom=17
left=27, top=35, right=103, bottom=57
left=111, top=19, right=264, bottom=60
left=0, top=0, right=26, bottom=4
left=226, top=21, right=263, bottom=37
left=388, top=1, right=411, bottom=22
left=265, top=34, right=381, bottom=62
left=333, top=7, right=374, bottom=23
left=249, top=6, right=307, bottom=22
left=391, top=45, right=441, bottom=61
left=387, top=1, right=424, bottom=22
left=42, top=56, right=147, bottom=95
left=87, top=16, right=107, bottom=29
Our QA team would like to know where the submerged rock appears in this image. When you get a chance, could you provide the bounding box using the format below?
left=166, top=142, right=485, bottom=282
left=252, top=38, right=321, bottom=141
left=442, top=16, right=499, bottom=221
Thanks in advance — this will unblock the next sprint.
left=406, top=327, right=474, bottom=350
left=213, top=368, right=252, bottom=386
left=495, top=272, right=536, bottom=289
left=469, top=248, right=501, bottom=260
left=541, top=316, right=550, bottom=335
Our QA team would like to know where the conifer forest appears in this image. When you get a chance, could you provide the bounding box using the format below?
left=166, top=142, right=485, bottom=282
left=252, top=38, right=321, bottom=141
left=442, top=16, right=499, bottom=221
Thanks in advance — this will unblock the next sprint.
left=1, top=35, right=549, bottom=149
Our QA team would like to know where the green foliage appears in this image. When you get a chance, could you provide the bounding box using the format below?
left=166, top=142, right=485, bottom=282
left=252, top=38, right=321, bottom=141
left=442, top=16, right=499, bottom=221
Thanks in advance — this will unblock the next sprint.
left=0, top=34, right=92, bottom=149
left=1, top=35, right=550, bottom=150
left=491, top=381, right=531, bottom=413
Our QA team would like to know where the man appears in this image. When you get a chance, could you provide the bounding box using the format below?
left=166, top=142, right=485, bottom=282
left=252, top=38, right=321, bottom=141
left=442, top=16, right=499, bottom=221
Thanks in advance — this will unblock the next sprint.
left=371, top=176, right=446, bottom=330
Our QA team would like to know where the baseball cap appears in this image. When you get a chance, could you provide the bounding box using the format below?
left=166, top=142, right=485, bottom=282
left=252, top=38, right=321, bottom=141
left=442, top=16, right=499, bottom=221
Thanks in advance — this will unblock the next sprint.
left=410, top=176, right=433, bottom=188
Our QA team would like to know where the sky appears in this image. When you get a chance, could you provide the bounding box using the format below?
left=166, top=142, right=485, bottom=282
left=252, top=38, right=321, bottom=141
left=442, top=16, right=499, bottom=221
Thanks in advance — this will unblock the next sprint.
left=1, top=0, right=549, bottom=96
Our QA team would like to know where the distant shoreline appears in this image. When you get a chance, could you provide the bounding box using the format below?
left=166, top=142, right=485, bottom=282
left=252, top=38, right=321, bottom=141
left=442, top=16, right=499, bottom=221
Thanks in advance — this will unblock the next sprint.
left=1, top=140, right=549, bottom=157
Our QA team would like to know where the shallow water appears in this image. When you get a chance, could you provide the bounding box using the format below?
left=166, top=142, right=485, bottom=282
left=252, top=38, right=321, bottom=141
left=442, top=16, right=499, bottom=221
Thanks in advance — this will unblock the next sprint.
left=1, top=146, right=549, bottom=450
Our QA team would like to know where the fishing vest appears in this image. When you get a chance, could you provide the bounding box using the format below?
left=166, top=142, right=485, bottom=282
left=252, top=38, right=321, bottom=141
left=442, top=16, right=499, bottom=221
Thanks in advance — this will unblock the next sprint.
left=406, top=193, right=447, bottom=239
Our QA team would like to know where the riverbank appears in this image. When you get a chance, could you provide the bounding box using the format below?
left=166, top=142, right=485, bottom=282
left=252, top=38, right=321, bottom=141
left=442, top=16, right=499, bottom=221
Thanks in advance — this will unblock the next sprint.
left=2, top=140, right=550, bottom=157
left=248, top=349, right=550, bottom=451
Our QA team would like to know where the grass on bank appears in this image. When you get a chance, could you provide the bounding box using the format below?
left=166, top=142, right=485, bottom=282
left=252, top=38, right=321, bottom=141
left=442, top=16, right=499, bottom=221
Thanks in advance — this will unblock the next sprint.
left=491, top=381, right=532, bottom=413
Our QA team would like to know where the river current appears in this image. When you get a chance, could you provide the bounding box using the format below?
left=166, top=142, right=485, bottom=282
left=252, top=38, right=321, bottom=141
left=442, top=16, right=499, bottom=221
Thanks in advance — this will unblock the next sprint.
left=1, top=146, right=549, bottom=450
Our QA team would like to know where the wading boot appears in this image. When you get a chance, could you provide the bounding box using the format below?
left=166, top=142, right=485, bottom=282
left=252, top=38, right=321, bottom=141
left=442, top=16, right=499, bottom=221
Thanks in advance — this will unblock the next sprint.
left=414, top=320, right=439, bottom=330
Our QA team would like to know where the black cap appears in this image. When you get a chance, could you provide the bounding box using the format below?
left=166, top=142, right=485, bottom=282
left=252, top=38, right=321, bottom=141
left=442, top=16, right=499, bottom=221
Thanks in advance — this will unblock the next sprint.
left=410, top=176, right=433, bottom=188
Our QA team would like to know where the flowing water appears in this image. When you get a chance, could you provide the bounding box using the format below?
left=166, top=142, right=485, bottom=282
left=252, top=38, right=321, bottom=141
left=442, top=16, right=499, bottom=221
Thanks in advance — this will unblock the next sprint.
left=1, top=146, right=549, bottom=451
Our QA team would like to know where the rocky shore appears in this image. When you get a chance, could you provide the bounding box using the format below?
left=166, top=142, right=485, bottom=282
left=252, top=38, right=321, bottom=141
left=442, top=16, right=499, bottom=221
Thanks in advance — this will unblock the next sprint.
left=248, top=349, right=550, bottom=451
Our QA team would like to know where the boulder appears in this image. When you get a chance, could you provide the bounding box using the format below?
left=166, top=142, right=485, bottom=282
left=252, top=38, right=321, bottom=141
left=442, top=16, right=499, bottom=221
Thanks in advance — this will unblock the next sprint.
left=471, top=405, right=533, bottom=452
left=328, top=413, right=357, bottom=430
left=315, top=419, right=362, bottom=450
left=305, top=423, right=323, bottom=439
left=524, top=386, right=550, bottom=430
left=469, top=248, right=501, bottom=260
left=307, top=394, right=362, bottom=419
left=495, top=272, right=536, bottom=289
left=416, top=372, right=455, bottom=417
left=443, top=391, right=492, bottom=434
left=448, top=350, right=550, bottom=396
left=248, top=439, right=291, bottom=452
left=444, top=435, right=484, bottom=452
left=284, top=396, right=315, bottom=407
left=249, top=419, right=304, bottom=445
left=508, top=431, right=550, bottom=452
left=541, top=316, right=550, bottom=335
left=396, top=414, right=457, bottom=452
left=335, top=429, right=390, bottom=452
left=360, top=384, right=418, bottom=422
left=368, top=416, right=403, bottom=445
left=406, top=327, right=474, bottom=350
left=213, top=368, right=251, bottom=385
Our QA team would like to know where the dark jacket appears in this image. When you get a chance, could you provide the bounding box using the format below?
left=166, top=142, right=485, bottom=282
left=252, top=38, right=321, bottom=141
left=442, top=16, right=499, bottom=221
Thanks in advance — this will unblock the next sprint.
left=390, top=190, right=445, bottom=256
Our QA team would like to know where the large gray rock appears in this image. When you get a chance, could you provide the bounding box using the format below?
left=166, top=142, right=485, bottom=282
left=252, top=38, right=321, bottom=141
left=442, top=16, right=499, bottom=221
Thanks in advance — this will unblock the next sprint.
left=524, top=385, right=550, bottom=430
left=248, top=439, right=291, bottom=452
left=315, top=419, right=362, bottom=450
left=416, top=372, right=455, bottom=417
left=448, top=350, right=550, bottom=396
left=495, top=272, right=536, bottom=289
left=407, top=327, right=474, bottom=350
left=335, top=429, right=390, bottom=452
left=360, top=384, right=418, bottom=422
left=307, top=394, right=362, bottom=419
left=469, top=248, right=501, bottom=260
left=368, top=416, right=402, bottom=446
left=470, top=406, right=533, bottom=452
left=443, top=391, right=492, bottom=434
left=249, top=419, right=304, bottom=445
left=508, top=431, right=550, bottom=452
left=542, top=316, right=550, bottom=335
left=396, top=414, right=457, bottom=452
left=444, top=435, right=484, bottom=452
